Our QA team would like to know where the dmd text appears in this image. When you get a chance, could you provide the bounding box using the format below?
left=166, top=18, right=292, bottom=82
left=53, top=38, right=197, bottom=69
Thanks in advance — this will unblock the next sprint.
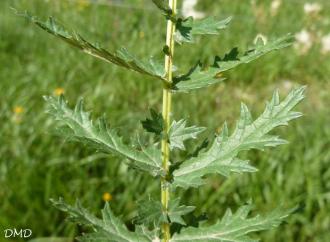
left=4, top=229, right=32, bottom=238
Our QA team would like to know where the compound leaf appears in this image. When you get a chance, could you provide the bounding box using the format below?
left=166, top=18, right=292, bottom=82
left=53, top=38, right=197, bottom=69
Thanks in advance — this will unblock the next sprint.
left=45, top=95, right=164, bottom=177
left=51, top=198, right=155, bottom=242
left=168, top=120, right=206, bottom=150
left=21, top=11, right=166, bottom=82
left=172, top=87, right=305, bottom=188
left=175, top=16, right=232, bottom=44
left=173, top=34, right=293, bottom=92
left=171, top=204, right=292, bottom=242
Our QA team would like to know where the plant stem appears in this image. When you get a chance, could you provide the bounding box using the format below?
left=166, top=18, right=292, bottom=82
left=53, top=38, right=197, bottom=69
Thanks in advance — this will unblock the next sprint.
left=161, top=0, right=176, bottom=241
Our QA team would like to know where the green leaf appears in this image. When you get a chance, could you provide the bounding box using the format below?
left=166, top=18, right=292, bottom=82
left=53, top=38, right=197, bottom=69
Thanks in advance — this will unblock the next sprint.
left=168, top=120, right=206, bottom=150
left=187, top=138, right=209, bottom=158
left=51, top=198, right=156, bottom=242
left=45, top=95, right=164, bottom=177
left=135, top=198, right=194, bottom=227
left=20, top=11, right=166, bottom=82
left=136, top=198, right=167, bottom=226
left=173, top=63, right=227, bottom=92
left=151, top=0, right=172, bottom=15
left=171, top=204, right=292, bottom=242
left=175, top=16, right=232, bottom=44
left=173, top=34, right=293, bottom=92
left=168, top=199, right=195, bottom=225
left=141, top=109, right=164, bottom=137
left=172, top=87, right=305, bottom=188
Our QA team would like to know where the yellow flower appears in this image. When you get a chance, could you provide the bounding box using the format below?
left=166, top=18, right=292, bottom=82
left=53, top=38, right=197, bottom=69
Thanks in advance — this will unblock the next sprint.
left=54, top=87, right=65, bottom=96
left=102, top=192, right=113, bottom=202
left=139, top=31, right=145, bottom=39
left=13, top=106, right=24, bottom=114
left=13, top=106, right=24, bottom=124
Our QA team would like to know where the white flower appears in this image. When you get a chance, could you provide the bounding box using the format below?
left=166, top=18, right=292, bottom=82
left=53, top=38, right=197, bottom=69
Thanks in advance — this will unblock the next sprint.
left=182, top=0, right=205, bottom=19
left=270, top=0, right=282, bottom=16
left=321, top=34, right=330, bottom=54
left=294, top=29, right=313, bottom=54
left=304, top=3, right=322, bottom=15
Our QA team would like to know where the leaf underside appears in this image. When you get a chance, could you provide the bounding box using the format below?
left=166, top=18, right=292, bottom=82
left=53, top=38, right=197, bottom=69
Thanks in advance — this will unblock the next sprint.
left=21, top=11, right=166, bottom=82
left=173, top=34, right=294, bottom=92
left=171, top=204, right=292, bottom=242
left=51, top=198, right=158, bottom=242
left=45, top=95, right=164, bottom=177
left=172, top=86, right=306, bottom=189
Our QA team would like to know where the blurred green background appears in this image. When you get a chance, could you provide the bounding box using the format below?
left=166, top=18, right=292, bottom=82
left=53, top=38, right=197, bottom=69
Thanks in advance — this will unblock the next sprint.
left=1, top=0, right=329, bottom=241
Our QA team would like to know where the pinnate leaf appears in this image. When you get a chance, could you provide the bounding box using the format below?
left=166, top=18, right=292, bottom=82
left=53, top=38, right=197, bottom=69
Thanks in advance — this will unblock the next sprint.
left=51, top=198, right=157, bottom=242
left=172, top=87, right=305, bottom=188
left=45, top=95, right=164, bottom=177
left=168, top=120, right=205, bottom=150
left=171, top=204, right=292, bottom=242
left=20, top=11, right=166, bottom=82
left=173, top=34, right=293, bottom=92
left=175, top=16, right=232, bottom=44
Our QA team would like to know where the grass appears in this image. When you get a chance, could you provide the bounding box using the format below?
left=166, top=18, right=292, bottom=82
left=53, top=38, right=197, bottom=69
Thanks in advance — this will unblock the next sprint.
left=0, top=0, right=329, bottom=241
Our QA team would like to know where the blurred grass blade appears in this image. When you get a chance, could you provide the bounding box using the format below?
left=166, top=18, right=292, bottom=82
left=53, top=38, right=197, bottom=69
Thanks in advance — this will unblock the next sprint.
left=172, top=87, right=306, bottom=189
left=175, top=16, right=232, bottom=44
left=44, top=95, right=164, bottom=177
left=171, top=205, right=292, bottom=242
left=173, top=34, right=294, bottom=92
left=51, top=198, right=157, bottom=242
left=19, top=11, right=166, bottom=82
